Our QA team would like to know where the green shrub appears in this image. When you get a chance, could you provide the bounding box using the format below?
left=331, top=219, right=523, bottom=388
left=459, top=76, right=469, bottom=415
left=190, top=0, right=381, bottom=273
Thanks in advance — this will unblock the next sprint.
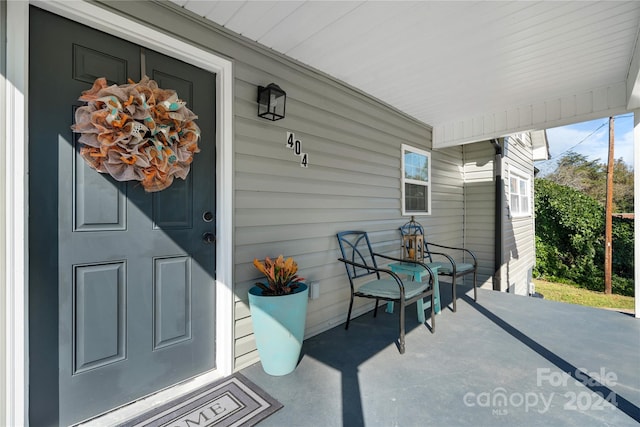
left=612, top=275, right=634, bottom=297
left=534, top=178, right=634, bottom=296
left=612, top=217, right=634, bottom=279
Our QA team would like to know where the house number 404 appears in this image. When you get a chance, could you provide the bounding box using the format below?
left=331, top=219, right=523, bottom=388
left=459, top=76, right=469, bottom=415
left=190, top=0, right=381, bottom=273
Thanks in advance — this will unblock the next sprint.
left=286, top=132, right=309, bottom=168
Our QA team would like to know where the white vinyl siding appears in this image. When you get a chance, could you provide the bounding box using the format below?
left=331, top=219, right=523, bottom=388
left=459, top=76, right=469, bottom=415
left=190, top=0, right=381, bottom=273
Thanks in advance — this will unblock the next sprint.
left=503, top=134, right=536, bottom=296
left=106, top=1, right=468, bottom=371
left=463, top=134, right=538, bottom=296
left=462, top=142, right=496, bottom=290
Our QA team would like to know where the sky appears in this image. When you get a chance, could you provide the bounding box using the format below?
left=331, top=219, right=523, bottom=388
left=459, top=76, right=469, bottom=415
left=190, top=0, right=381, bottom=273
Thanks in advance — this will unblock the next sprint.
left=534, top=114, right=635, bottom=177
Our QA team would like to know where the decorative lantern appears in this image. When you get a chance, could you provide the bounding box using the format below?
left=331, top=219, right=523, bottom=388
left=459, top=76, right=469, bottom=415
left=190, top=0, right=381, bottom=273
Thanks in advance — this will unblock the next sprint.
left=257, top=83, right=286, bottom=121
left=402, top=215, right=424, bottom=261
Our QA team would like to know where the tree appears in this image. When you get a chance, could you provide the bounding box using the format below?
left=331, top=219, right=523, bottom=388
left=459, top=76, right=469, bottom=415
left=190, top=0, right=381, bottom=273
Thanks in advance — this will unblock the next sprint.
left=545, top=151, right=633, bottom=212
left=546, top=151, right=603, bottom=195
left=612, top=158, right=634, bottom=212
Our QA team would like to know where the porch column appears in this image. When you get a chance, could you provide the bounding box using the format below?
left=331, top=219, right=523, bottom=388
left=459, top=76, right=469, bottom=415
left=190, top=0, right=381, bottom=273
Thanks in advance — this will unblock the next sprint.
left=634, top=110, right=639, bottom=318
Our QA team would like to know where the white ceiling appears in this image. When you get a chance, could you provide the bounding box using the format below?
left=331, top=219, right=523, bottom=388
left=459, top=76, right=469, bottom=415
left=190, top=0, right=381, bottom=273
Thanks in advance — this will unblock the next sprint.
left=170, top=1, right=640, bottom=147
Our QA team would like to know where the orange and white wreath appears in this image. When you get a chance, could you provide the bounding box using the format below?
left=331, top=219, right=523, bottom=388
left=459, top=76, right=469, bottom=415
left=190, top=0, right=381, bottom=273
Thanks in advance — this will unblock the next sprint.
left=71, top=76, right=201, bottom=192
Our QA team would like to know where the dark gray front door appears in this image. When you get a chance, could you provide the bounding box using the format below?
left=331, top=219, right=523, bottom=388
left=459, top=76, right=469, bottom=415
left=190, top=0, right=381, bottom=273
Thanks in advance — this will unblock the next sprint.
left=29, top=7, right=217, bottom=426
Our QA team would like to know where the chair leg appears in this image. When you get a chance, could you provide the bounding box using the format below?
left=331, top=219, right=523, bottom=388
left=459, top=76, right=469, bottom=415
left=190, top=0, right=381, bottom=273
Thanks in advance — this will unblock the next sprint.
left=430, top=291, right=435, bottom=333
left=416, top=298, right=425, bottom=324
left=452, top=275, right=457, bottom=312
left=473, top=271, right=478, bottom=301
left=373, top=298, right=379, bottom=317
left=345, top=293, right=354, bottom=330
left=399, top=299, right=406, bottom=354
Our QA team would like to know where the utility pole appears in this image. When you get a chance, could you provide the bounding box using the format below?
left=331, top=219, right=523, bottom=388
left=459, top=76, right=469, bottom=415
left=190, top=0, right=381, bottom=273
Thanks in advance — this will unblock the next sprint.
left=604, top=116, right=614, bottom=295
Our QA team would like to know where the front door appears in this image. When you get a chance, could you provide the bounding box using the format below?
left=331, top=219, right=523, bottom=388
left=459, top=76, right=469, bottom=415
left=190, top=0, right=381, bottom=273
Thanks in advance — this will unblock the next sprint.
left=29, top=7, right=217, bottom=426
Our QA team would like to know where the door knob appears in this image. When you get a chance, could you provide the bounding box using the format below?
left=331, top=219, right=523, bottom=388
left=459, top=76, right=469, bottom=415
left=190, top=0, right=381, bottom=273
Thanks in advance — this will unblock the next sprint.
left=202, top=232, right=215, bottom=244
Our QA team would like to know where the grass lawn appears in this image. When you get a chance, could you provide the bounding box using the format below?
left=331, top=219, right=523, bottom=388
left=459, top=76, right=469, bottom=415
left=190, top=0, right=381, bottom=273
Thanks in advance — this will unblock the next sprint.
left=533, top=279, right=635, bottom=312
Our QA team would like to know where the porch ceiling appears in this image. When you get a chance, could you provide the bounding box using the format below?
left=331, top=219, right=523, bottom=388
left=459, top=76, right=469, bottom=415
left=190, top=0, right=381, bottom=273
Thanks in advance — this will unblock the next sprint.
left=171, top=1, right=640, bottom=147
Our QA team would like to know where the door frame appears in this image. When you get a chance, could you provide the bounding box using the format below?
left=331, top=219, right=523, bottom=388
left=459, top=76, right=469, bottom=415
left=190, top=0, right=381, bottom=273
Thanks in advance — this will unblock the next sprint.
left=4, top=1, right=234, bottom=425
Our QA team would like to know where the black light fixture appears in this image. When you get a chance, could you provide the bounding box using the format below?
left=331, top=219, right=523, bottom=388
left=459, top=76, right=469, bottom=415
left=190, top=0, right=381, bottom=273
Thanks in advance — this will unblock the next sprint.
left=257, top=83, right=286, bottom=121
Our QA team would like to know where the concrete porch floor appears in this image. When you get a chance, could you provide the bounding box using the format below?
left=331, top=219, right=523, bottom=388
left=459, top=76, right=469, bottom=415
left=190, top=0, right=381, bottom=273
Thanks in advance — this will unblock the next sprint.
left=240, top=285, right=640, bottom=426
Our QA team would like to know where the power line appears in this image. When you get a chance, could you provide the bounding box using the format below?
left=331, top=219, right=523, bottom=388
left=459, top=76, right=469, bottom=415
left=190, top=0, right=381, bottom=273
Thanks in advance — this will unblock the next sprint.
left=539, top=113, right=633, bottom=165
left=537, top=120, right=608, bottom=164
left=535, top=113, right=634, bottom=176
left=554, top=122, right=607, bottom=158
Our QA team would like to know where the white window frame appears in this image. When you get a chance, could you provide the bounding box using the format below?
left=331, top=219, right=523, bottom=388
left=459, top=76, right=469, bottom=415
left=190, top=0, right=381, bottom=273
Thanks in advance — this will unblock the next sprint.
left=401, top=144, right=432, bottom=215
left=508, top=166, right=532, bottom=217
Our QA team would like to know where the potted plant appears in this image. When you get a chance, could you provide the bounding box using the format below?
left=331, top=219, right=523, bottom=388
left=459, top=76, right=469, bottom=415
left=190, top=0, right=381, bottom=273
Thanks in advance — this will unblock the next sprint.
left=248, top=255, right=309, bottom=376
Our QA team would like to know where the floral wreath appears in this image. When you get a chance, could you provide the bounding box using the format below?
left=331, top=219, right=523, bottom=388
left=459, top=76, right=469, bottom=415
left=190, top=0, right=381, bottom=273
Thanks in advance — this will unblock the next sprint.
left=71, top=76, right=201, bottom=192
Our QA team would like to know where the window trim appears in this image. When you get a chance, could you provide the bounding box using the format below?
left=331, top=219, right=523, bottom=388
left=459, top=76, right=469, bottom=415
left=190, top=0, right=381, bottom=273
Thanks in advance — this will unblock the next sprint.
left=401, top=144, right=432, bottom=216
left=508, top=165, right=532, bottom=218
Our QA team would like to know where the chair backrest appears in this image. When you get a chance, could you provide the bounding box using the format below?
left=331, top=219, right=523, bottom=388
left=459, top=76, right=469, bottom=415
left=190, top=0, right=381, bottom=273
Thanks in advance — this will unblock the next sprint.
left=336, top=231, right=380, bottom=281
left=399, top=223, right=433, bottom=262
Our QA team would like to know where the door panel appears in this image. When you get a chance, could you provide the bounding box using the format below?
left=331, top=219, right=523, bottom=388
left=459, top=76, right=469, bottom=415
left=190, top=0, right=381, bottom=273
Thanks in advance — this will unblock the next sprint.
left=154, top=256, right=192, bottom=349
left=149, top=67, right=197, bottom=230
left=72, top=44, right=130, bottom=86
left=152, top=174, right=194, bottom=229
left=73, top=262, right=127, bottom=373
left=73, top=132, right=128, bottom=231
left=29, top=7, right=217, bottom=426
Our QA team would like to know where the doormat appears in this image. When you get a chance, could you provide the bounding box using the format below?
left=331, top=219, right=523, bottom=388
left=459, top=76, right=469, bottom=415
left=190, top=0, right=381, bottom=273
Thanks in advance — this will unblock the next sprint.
left=116, top=374, right=283, bottom=427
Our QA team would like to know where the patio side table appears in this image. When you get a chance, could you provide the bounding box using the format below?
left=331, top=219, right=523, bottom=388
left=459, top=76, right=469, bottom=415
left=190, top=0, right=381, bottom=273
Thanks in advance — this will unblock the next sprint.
left=386, top=262, right=441, bottom=323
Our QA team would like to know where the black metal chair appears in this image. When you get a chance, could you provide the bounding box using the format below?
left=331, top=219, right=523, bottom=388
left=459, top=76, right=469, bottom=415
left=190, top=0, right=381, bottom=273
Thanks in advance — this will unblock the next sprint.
left=336, top=230, right=435, bottom=354
left=400, top=223, right=477, bottom=312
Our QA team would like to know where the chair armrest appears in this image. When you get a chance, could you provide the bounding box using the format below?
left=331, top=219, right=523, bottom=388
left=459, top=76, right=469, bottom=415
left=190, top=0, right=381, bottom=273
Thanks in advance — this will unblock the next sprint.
left=427, top=243, right=478, bottom=267
left=422, top=250, right=458, bottom=274
left=337, top=257, right=407, bottom=292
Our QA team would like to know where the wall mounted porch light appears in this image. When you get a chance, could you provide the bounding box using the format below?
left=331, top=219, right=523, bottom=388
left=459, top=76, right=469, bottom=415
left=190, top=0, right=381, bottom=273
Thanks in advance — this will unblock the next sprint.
left=257, top=83, right=286, bottom=121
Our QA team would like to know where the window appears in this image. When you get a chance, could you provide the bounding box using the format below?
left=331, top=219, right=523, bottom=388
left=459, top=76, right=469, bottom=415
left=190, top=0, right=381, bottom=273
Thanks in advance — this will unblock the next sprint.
left=401, top=144, right=431, bottom=215
left=509, top=167, right=531, bottom=217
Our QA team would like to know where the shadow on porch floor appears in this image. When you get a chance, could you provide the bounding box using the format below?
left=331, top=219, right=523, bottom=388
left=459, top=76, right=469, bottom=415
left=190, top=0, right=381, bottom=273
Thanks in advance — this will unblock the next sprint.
left=240, top=286, right=640, bottom=427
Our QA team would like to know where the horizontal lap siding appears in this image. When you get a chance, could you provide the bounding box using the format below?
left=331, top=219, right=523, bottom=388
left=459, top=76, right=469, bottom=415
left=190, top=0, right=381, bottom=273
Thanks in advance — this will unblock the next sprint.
left=505, top=135, right=536, bottom=295
left=463, top=142, right=496, bottom=289
left=234, top=57, right=441, bottom=371
left=464, top=135, right=538, bottom=294
left=234, top=76, right=464, bottom=367
left=102, top=1, right=466, bottom=371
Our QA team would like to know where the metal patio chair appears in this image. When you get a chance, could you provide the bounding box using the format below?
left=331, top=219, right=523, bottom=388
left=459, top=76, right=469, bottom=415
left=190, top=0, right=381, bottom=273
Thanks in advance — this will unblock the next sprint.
left=400, top=223, right=477, bottom=312
left=336, top=230, right=436, bottom=354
